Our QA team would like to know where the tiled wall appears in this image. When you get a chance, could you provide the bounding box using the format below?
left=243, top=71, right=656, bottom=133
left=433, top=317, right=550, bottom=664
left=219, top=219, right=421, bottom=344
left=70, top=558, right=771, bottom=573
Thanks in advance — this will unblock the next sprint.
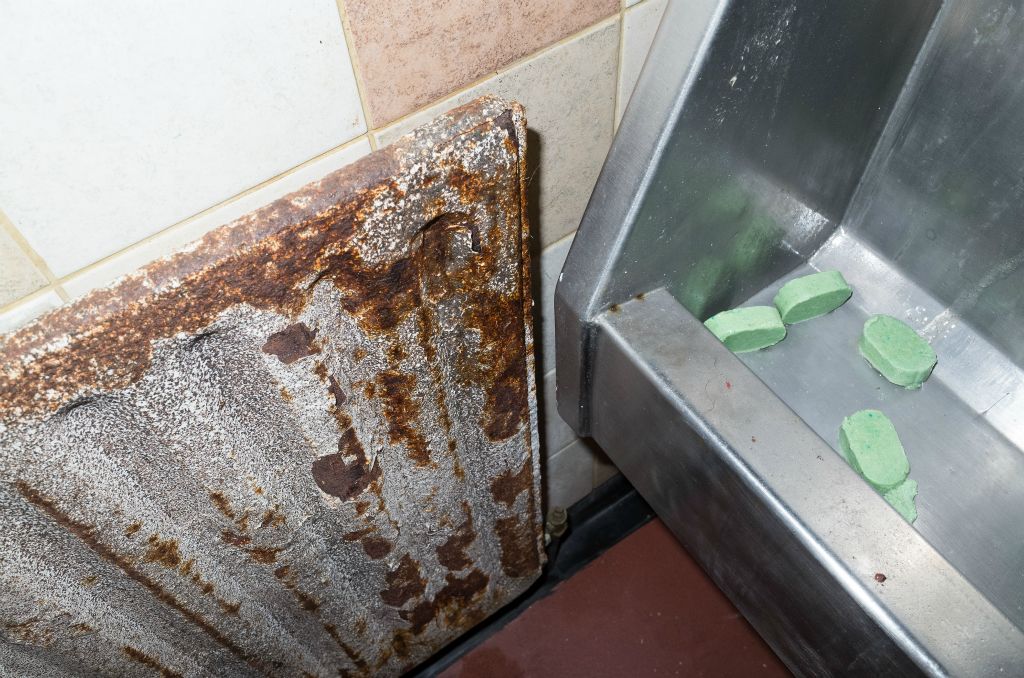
left=0, top=0, right=671, bottom=511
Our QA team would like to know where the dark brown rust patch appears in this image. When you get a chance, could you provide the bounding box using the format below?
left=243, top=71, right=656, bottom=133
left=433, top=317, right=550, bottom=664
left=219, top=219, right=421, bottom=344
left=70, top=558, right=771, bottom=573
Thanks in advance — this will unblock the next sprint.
left=4, top=617, right=54, bottom=645
left=260, top=506, right=286, bottom=529
left=327, top=375, right=347, bottom=408
left=380, top=554, right=427, bottom=608
left=311, top=452, right=380, bottom=502
left=122, top=646, right=183, bottom=678
left=436, top=506, right=476, bottom=571
left=220, top=530, right=252, bottom=547
left=249, top=546, right=280, bottom=565
left=125, top=521, right=142, bottom=537
left=342, top=527, right=373, bottom=542
left=328, top=250, right=422, bottom=334
left=376, top=370, right=431, bottom=466
left=354, top=500, right=371, bottom=516
left=494, top=515, right=541, bottom=579
left=323, top=623, right=369, bottom=673
left=209, top=491, right=235, bottom=520
left=489, top=457, right=532, bottom=507
left=388, top=343, right=407, bottom=362
left=261, top=322, right=319, bottom=364
left=145, top=534, right=182, bottom=569
left=15, top=482, right=264, bottom=671
left=361, top=536, right=394, bottom=559
left=400, top=569, right=490, bottom=635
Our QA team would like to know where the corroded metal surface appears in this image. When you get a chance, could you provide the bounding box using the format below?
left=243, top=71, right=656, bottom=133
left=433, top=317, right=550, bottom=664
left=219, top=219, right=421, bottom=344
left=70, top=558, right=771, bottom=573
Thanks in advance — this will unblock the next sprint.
left=0, top=96, right=542, bottom=677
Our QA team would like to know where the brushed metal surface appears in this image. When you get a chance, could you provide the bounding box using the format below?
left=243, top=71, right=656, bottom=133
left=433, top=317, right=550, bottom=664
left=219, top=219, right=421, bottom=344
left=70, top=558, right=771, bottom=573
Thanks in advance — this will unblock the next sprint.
left=557, top=0, right=1024, bottom=673
left=0, top=97, right=543, bottom=677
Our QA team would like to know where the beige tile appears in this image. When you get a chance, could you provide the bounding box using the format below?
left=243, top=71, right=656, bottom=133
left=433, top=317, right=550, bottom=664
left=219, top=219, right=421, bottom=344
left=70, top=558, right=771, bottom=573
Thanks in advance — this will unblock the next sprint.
left=593, top=443, right=621, bottom=488
left=0, top=227, right=48, bottom=307
left=1, top=1, right=366, bottom=278
left=376, top=22, right=619, bottom=247
left=542, top=368, right=578, bottom=458
left=617, top=0, right=669, bottom=125
left=537, top=232, right=575, bottom=375
left=344, top=0, right=619, bottom=126
left=62, top=138, right=372, bottom=301
left=0, top=290, right=64, bottom=335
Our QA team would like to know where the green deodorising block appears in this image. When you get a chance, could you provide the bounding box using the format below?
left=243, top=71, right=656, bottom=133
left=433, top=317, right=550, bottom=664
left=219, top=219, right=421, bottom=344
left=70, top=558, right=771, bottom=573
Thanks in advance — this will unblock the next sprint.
left=839, top=409, right=910, bottom=492
left=883, top=477, right=919, bottom=524
left=773, top=270, right=853, bottom=324
left=704, top=306, right=786, bottom=353
left=859, top=315, right=937, bottom=389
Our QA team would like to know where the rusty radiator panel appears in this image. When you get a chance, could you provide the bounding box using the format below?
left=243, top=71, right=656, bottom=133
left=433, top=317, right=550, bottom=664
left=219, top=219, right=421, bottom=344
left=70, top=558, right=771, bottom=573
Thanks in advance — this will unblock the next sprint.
left=0, top=97, right=542, bottom=677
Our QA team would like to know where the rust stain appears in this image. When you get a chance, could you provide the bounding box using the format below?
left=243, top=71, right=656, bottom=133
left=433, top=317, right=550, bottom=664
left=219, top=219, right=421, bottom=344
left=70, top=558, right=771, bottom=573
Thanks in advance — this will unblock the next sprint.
left=16, top=481, right=266, bottom=672
left=323, top=623, right=369, bottom=673
left=70, top=622, right=95, bottom=635
left=122, top=646, right=183, bottom=678
left=375, top=370, right=431, bottom=466
left=280, top=386, right=293, bottom=402
left=436, top=505, right=476, bottom=571
left=80, top=575, right=98, bottom=588
left=262, top=322, right=319, bottom=364
left=311, top=452, right=380, bottom=502
left=4, top=617, right=54, bottom=646
left=144, top=534, right=182, bottom=569
left=489, top=457, right=532, bottom=507
left=379, top=554, right=427, bottom=608
left=209, top=491, right=235, bottom=520
left=327, top=375, right=347, bottom=408
left=125, top=521, right=143, bottom=537
left=220, top=530, right=251, bottom=547
left=342, top=527, right=373, bottom=542
left=400, top=569, right=490, bottom=634
left=361, top=536, right=394, bottom=560
left=494, top=515, right=541, bottom=579
left=260, top=506, right=286, bottom=529
left=272, top=565, right=320, bottom=612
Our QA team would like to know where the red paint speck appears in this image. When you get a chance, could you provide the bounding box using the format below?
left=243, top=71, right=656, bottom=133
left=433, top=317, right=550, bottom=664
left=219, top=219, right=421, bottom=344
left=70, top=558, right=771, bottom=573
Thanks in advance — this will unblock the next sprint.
left=874, top=573, right=887, bottom=583
left=725, top=381, right=732, bottom=389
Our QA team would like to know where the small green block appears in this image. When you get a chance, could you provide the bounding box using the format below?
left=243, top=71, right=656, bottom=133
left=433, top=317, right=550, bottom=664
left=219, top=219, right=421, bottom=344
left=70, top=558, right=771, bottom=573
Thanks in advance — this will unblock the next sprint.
left=859, top=315, right=937, bottom=389
left=839, top=409, right=910, bottom=492
left=883, top=477, right=919, bottom=524
left=773, top=270, right=853, bottom=324
left=704, top=306, right=786, bottom=353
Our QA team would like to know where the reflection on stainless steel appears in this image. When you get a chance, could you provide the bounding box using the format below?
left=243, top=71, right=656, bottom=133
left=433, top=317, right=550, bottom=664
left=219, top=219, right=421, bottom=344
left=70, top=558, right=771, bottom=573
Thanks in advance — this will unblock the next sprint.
left=556, top=0, right=1024, bottom=674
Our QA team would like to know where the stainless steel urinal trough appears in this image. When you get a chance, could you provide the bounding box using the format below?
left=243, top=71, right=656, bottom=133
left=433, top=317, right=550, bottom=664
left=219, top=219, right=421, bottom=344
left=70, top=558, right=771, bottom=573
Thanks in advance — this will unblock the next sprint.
left=556, top=1, right=1024, bottom=675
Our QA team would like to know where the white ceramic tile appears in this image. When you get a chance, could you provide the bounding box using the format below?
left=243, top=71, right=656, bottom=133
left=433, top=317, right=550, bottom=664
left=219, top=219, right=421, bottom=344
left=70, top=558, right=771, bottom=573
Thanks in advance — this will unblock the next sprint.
left=538, top=232, right=575, bottom=376
left=617, top=0, right=669, bottom=125
left=0, top=227, right=47, bottom=306
left=592, top=442, right=621, bottom=487
left=546, top=437, right=597, bottom=510
left=625, top=0, right=645, bottom=8
left=0, top=290, right=64, bottom=335
left=542, top=368, right=578, bottom=457
left=0, top=0, right=366, bottom=278
left=375, top=20, right=619, bottom=247
left=62, top=138, right=372, bottom=301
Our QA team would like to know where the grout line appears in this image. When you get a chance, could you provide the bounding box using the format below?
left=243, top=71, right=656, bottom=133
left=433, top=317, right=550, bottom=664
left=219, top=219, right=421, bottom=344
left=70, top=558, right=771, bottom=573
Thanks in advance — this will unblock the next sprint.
left=333, top=0, right=378, bottom=149
left=367, top=14, right=622, bottom=138
left=613, top=4, right=627, bottom=131
left=55, top=134, right=372, bottom=285
left=0, top=208, right=69, bottom=301
left=0, top=283, right=62, bottom=314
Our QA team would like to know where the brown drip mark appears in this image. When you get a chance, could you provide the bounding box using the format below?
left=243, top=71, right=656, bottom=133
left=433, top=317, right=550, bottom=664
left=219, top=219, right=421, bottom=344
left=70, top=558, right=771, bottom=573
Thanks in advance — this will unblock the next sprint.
left=361, top=535, right=394, bottom=560
left=220, top=529, right=282, bottom=564
left=209, top=491, right=235, bottom=520
left=124, top=521, right=143, bottom=537
left=489, top=457, right=532, bottom=507
left=15, top=481, right=266, bottom=672
left=272, top=565, right=320, bottom=612
left=327, top=375, right=347, bottom=408
left=260, top=506, right=286, bottom=529
left=375, top=370, right=431, bottom=466
left=323, top=623, right=369, bottom=673
left=145, top=534, right=182, bottom=569
left=400, top=569, right=489, bottom=635
left=379, top=554, right=427, bottom=608
left=311, top=441, right=381, bottom=503
left=436, top=504, right=476, bottom=571
left=4, top=617, right=54, bottom=646
left=122, top=646, right=183, bottom=678
left=262, top=322, right=319, bottom=364
left=494, top=515, right=541, bottom=579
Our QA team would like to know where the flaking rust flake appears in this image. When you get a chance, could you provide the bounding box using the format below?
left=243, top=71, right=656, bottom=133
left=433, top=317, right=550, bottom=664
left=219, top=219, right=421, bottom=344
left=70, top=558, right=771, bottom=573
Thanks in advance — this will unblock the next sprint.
left=0, top=96, right=543, bottom=677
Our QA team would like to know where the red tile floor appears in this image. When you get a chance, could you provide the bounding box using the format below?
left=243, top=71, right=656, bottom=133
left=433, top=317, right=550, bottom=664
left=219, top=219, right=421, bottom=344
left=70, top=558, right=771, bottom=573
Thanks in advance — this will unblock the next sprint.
left=441, top=520, right=791, bottom=677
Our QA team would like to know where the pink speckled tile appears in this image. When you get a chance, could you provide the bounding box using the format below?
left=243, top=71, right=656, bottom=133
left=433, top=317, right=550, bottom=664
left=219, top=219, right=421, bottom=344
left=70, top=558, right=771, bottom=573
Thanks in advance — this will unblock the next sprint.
left=343, top=0, right=619, bottom=126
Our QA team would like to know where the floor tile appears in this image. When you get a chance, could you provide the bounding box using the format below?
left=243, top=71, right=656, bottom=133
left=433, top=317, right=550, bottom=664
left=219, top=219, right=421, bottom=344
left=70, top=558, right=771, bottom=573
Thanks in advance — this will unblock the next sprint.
left=441, top=520, right=791, bottom=677
left=344, top=0, right=618, bottom=126
left=376, top=21, right=617, bottom=248
left=0, top=227, right=47, bottom=307
left=0, top=0, right=366, bottom=277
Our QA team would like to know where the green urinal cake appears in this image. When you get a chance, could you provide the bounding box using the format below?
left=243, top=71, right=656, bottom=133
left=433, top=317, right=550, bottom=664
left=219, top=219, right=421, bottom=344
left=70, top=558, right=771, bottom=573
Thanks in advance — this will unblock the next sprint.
left=859, top=315, right=937, bottom=388
left=883, top=477, right=919, bottom=524
left=839, top=409, right=910, bottom=492
left=703, top=306, right=786, bottom=353
left=773, top=270, right=853, bottom=324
